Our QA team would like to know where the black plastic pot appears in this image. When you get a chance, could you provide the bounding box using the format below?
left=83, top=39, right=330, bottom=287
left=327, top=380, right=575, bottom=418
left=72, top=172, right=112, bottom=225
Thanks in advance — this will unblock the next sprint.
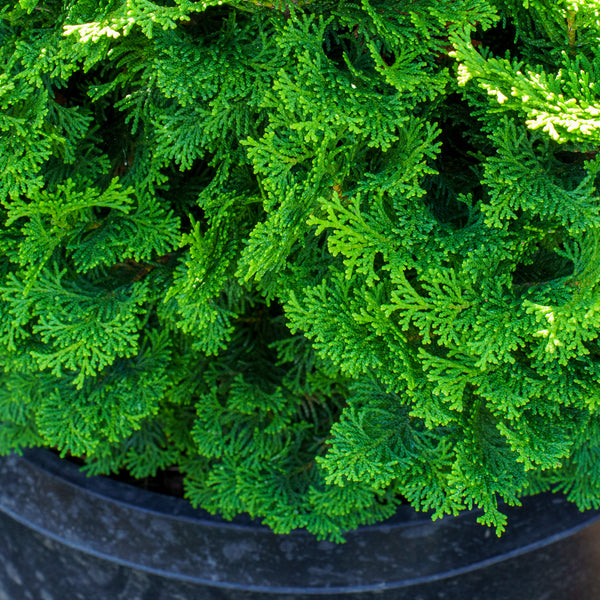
left=1, top=449, right=600, bottom=600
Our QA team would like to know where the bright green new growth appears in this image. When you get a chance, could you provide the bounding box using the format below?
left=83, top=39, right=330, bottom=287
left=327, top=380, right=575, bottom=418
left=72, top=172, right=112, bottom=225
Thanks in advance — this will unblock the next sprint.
left=1, top=0, right=599, bottom=540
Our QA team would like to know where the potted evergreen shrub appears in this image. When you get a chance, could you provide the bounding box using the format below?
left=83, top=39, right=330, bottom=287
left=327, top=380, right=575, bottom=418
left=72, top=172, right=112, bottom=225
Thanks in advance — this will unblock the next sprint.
left=1, top=0, right=600, bottom=597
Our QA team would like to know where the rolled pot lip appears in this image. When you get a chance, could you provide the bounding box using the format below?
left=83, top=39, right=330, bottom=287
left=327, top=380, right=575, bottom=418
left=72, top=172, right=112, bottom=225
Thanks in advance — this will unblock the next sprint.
left=18, top=446, right=272, bottom=530
left=3, top=447, right=600, bottom=594
left=12, top=446, right=600, bottom=534
left=14, top=448, right=600, bottom=546
left=17, top=446, right=439, bottom=531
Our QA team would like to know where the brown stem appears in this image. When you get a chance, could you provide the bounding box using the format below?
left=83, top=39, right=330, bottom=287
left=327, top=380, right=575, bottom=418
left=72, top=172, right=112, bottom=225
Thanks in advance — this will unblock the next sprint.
left=567, top=10, right=577, bottom=54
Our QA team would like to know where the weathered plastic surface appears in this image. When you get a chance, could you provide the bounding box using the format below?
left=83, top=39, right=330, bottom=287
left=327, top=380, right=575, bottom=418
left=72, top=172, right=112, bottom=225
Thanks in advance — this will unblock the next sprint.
left=1, top=448, right=600, bottom=599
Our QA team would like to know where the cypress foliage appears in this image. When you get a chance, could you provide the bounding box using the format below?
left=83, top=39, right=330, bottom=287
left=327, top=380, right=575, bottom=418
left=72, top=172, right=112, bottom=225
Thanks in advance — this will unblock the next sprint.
left=1, top=0, right=599, bottom=540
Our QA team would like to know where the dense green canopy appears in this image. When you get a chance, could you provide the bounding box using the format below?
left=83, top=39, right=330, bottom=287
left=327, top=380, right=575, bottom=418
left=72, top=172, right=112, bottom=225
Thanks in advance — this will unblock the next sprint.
left=1, top=0, right=599, bottom=540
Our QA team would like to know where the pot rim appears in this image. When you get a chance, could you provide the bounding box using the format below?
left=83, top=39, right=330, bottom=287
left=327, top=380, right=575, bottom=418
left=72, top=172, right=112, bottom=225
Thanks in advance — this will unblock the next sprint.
left=2, top=448, right=600, bottom=593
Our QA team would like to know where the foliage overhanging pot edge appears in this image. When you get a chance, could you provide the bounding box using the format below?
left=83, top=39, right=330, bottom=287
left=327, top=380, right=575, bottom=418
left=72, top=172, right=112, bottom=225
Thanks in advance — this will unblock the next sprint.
left=2, top=448, right=600, bottom=598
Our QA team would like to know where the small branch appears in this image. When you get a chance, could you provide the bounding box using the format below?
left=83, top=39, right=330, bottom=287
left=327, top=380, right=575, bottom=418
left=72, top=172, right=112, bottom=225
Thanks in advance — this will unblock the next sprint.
left=567, top=9, right=577, bottom=54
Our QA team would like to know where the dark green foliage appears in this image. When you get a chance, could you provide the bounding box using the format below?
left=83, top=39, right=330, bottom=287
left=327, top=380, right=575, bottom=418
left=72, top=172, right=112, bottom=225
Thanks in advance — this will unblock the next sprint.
left=1, top=0, right=599, bottom=540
